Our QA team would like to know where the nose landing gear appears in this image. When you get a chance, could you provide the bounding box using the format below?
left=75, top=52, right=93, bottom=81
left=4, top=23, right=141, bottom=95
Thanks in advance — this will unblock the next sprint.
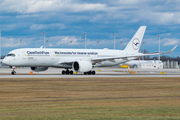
left=11, top=67, right=16, bottom=75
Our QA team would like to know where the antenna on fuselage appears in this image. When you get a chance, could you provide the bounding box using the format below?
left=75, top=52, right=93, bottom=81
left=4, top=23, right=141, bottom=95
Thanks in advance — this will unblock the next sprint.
left=40, top=46, right=43, bottom=48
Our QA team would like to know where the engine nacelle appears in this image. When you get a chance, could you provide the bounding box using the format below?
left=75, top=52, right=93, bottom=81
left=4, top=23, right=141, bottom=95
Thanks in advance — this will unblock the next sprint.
left=73, top=61, right=92, bottom=72
left=30, top=67, right=48, bottom=72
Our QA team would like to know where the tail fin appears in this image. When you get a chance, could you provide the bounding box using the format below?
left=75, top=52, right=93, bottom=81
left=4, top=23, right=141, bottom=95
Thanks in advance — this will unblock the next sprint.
left=124, top=26, right=146, bottom=53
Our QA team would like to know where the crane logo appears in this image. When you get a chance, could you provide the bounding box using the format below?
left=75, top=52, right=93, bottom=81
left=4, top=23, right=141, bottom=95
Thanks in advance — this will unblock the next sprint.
left=132, top=38, right=140, bottom=50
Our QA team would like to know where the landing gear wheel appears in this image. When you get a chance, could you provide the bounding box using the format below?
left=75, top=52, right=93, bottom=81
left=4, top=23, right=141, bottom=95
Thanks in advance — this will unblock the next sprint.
left=92, top=71, right=96, bottom=75
left=70, top=70, right=73, bottom=75
left=62, top=69, right=74, bottom=75
left=66, top=70, right=69, bottom=74
left=11, top=71, right=16, bottom=75
left=62, top=70, right=65, bottom=75
left=88, top=71, right=92, bottom=75
left=84, top=71, right=96, bottom=75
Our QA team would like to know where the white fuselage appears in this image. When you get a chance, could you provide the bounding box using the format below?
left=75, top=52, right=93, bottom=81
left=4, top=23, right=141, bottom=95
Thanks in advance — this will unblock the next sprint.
left=3, top=48, right=137, bottom=68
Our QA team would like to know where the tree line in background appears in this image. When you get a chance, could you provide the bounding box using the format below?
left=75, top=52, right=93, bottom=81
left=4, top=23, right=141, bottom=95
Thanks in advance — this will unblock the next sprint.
left=142, top=55, right=180, bottom=63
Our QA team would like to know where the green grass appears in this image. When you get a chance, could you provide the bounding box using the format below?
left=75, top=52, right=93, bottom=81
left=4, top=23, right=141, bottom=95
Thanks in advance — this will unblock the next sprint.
left=0, top=78, right=180, bottom=119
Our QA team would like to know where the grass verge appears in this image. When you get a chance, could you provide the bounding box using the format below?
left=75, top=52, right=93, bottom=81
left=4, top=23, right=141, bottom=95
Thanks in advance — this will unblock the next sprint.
left=0, top=77, right=180, bottom=119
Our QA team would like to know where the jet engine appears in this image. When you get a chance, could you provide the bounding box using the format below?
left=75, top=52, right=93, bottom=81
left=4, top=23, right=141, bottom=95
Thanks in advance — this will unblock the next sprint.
left=72, top=61, right=92, bottom=72
left=30, top=67, right=48, bottom=72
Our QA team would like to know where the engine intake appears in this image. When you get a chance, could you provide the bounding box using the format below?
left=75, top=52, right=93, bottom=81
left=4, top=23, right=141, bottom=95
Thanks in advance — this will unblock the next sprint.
left=73, top=61, right=92, bottom=72
left=30, top=67, right=48, bottom=72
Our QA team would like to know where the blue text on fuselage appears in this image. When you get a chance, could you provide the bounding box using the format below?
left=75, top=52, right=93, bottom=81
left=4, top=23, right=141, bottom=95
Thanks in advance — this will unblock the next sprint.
left=27, top=51, right=49, bottom=55
left=54, top=51, right=98, bottom=55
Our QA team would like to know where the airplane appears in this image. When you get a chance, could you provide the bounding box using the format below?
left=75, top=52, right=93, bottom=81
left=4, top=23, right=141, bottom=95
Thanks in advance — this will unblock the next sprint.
left=2, top=26, right=177, bottom=75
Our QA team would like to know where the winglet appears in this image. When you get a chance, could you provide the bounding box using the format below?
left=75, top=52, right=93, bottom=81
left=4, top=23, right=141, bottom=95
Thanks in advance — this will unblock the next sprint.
left=161, top=45, right=178, bottom=54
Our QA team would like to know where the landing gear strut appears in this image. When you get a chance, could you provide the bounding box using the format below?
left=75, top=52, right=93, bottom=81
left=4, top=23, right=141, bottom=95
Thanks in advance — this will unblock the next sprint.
left=11, top=67, right=16, bottom=75
left=62, top=69, right=73, bottom=75
left=84, top=70, right=96, bottom=75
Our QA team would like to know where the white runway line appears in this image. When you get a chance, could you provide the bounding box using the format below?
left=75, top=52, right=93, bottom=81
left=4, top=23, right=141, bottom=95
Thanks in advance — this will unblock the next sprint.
left=0, top=67, right=180, bottom=78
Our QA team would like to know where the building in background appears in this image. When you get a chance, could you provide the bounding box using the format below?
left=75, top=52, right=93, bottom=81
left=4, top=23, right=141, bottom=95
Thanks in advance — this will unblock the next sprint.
left=123, top=60, right=179, bottom=69
left=163, top=60, right=179, bottom=69
left=124, top=60, right=163, bottom=69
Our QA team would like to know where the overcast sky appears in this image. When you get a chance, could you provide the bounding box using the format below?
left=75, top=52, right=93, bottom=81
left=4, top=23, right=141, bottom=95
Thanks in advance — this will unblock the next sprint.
left=0, top=0, right=180, bottom=57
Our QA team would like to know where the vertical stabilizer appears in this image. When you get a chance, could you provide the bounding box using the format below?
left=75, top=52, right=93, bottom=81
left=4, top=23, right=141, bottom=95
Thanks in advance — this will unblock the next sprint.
left=124, top=26, right=146, bottom=53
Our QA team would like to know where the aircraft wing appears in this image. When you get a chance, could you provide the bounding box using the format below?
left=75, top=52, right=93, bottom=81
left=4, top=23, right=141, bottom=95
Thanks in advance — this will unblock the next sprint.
left=58, top=60, right=74, bottom=64
left=92, top=45, right=177, bottom=62
left=160, top=45, right=177, bottom=54
left=57, top=59, right=89, bottom=65
left=56, top=45, right=177, bottom=64
left=56, top=60, right=75, bottom=68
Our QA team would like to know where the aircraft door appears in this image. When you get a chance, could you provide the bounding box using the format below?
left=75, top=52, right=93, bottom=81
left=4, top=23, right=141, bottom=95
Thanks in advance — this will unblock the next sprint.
left=51, top=52, right=55, bottom=60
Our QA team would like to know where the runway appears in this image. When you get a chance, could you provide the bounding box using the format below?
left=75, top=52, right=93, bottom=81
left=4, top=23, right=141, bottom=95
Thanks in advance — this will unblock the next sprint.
left=0, top=67, right=180, bottom=78
left=1, top=74, right=180, bottom=78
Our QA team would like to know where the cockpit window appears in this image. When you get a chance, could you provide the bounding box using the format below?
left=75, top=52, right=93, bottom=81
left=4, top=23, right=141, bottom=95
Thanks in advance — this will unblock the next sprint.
left=7, top=53, right=15, bottom=57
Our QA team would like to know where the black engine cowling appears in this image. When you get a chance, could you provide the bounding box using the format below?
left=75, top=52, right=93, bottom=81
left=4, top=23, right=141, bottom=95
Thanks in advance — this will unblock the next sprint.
left=30, top=67, right=48, bottom=72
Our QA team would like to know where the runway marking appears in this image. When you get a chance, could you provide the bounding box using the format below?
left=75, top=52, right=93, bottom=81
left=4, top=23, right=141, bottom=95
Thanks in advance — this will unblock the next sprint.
left=0, top=74, right=180, bottom=78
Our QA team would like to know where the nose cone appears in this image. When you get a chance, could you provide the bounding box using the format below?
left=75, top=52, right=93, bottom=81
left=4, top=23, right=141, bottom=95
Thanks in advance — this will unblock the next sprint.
left=2, top=58, right=9, bottom=66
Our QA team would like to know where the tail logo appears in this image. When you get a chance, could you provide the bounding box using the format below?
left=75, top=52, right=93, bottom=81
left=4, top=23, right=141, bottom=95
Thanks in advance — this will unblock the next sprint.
left=132, top=38, right=140, bottom=50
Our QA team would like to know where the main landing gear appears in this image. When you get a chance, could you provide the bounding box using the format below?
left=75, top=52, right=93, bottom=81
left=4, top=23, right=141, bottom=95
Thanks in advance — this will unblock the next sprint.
left=61, top=69, right=96, bottom=75
left=11, top=67, right=16, bottom=75
left=62, top=69, right=73, bottom=75
left=84, top=70, right=96, bottom=75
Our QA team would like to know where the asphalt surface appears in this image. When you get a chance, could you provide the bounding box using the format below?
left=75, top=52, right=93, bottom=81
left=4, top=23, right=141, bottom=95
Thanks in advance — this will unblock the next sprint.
left=0, top=67, right=180, bottom=78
